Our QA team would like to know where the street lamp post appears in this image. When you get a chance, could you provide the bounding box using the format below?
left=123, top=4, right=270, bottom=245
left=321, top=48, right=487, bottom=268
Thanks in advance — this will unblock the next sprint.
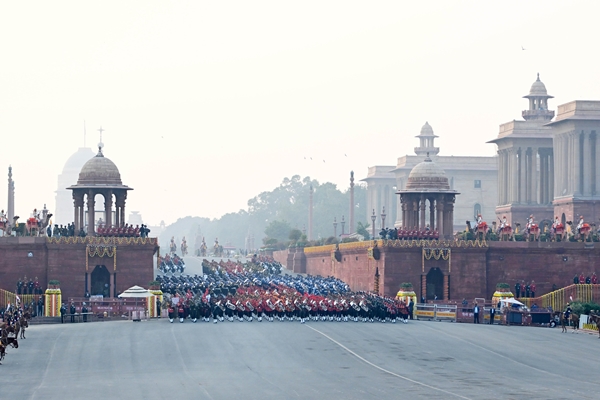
left=333, top=217, right=337, bottom=238
left=341, top=215, right=345, bottom=236
left=381, top=206, right=386, bottom=230
left=371, top=209, right=376, bottom=240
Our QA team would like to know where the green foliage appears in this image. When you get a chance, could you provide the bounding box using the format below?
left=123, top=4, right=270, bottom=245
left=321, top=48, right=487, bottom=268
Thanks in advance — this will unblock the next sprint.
left=148, top=280, right=160, bottom=287
left=356, top=221, right=371, bottom=240
left=288, top=228, right=302, bottom=242
left=570, top=301, right=600, bottom=315
left=48, top=280, right=60, bottom=286
left=341, top=237, right=359, bottom=243
left=496, top=283, right=510, bottom=289
left=514, top=233, right=525, bottom=241
left=264, top=220, right=293, bottom=242
left=159, top=175, right=367, bottom=252
left=400, top=282, right=413, bottom=289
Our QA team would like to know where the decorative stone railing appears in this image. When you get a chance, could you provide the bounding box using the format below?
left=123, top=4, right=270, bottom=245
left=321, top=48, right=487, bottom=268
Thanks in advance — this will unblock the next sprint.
left=47, top=236, right=158, bottom=246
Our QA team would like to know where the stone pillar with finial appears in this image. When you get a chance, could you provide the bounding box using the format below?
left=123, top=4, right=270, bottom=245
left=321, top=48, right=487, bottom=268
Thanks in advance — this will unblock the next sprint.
left=374, top=267, right=380, bottom=295
left=7, top=165, right=14, bottom=221
left=333, top=217, right=337, bottom=238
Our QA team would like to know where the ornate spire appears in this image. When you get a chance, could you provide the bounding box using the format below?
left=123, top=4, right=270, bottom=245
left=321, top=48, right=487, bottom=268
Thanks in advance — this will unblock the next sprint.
left=97, top=126, right=105, bottom=156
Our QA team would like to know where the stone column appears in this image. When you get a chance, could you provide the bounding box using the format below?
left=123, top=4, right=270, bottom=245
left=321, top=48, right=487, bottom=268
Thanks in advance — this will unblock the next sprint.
left=412, top=198, right=419, bottom=229
left=436, top=197, right=444, bottom=238
left=87, top=190, right=95, bottom=236
left=546, top=149, right=555, bottom=204
left=573, top=131, right=581, bottom=196
left=429, top=198, right=436, bottom=230
left=519, top=147, right=527, bottom=204
left=104, top=191, right=113, bottom=228
left=401, top=198, right=407, bottom=228
left=539, top=150, right=546, bottom=204
left=531, top=147, right=538, bottom=204
left=443, top=275, right=449, bottom=301
left=73, top=195, right=80, bottom=232
left=568, top=132, right=573, bottom=194
left=525, top=148, right=531, bottom=204
left=583, top=131, right=593, bottom=195
left=498, top=150, right=505, bottom=205
left=444, top=198, right=454, bottom=237
left=550, top=136, right=562, bottom=197
left=420, top=195, right=426, bottom=229
left=511, top=148, right=518, bottom=203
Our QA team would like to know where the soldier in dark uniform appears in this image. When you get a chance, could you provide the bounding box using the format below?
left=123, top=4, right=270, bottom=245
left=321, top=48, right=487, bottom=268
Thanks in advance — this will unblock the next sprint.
left=515, top=281, right=521, bottom=298
left=60, top=303, right=67, bottom=323
left=489, top=305, right=495, bottom=324
left=17, top=277, right=23, bottom=295
left=70, top=302, right=76, bottom=322
left=525, top=282, right=531, bottom=298
left=82, top=302, right=88, bottom=322
left=37, top=296, right=44, bottom=317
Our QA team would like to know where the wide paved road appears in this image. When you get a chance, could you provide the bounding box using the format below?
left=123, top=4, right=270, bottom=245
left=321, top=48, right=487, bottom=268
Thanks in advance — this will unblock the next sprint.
left=3, top=319, right=599, bottom=399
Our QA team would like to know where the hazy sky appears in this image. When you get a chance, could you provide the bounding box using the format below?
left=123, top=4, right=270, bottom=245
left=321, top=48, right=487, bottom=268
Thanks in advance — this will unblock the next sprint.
left=2, top=1, right=600, bottom=226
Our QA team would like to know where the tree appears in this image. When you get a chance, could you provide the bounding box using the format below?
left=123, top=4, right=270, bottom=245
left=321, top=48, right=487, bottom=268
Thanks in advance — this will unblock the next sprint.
left=264, top=220, right=293, bottom=243
left=356, top=221, right=371, bottom=239
left=289, top=228, right=302, bottom=242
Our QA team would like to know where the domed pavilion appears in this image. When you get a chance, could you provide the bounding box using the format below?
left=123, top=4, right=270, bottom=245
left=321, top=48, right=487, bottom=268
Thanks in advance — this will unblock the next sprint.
left=68, top=143, right=132, bottom=235
left=398, top=154, right=459, bottom=238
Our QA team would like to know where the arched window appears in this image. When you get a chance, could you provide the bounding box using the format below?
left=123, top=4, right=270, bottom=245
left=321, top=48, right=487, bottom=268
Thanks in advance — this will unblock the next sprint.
left=474, top=203, right=481, bottom=219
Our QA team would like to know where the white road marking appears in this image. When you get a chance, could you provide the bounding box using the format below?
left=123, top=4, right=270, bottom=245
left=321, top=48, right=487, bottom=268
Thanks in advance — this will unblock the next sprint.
left=306, top=325, right=472, bottom=400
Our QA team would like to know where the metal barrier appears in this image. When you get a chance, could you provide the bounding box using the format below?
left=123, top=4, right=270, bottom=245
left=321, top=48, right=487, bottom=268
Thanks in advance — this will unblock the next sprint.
left=415, top=303, right=457, bottom=322
left=520, top=284, right=600, bottom=312
left=0, top=289, right=40, bottom=309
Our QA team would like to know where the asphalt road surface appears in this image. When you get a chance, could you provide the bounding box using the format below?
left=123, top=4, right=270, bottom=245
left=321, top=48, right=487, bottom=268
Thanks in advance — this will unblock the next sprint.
left=3, top=318, right=599, bottom=400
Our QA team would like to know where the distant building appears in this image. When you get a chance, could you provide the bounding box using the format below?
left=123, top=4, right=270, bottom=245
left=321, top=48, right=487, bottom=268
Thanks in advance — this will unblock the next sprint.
left=363, top=122, right=497, bottom=232
left=489, top=74, right=600, bottom=227
left=55, top=147, right=94, bottom=225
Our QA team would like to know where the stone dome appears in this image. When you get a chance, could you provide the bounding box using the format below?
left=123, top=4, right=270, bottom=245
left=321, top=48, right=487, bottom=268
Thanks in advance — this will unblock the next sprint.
left=526, top=73, right=551, bottom=97
left=62, top=147, right=95, bottom=175
left=417, top=121, right=436, bottom=137
left=406, top=157, right=450, bottom=190
left=77, top=150, right=122, bottom=186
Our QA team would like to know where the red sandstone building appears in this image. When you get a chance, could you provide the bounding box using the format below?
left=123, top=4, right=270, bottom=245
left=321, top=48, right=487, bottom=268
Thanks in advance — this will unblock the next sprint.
left=278, top=151, right=599, bottom=301
left=0, top=144, right=158, bottom=298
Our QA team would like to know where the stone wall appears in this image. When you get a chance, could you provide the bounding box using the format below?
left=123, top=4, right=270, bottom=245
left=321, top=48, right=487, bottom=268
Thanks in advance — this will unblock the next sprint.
left=301, top=240, right=600, bottom=301
left=0, top=237, right=157, bottom=299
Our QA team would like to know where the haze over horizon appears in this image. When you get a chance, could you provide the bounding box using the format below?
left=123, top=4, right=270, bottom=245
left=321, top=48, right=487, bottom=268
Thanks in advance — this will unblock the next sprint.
left=2, top=1, right=600, bottom=226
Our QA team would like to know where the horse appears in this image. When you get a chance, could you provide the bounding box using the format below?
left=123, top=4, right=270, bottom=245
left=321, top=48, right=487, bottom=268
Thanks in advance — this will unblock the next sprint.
left=2, top=337, right=19, bottom=348
left=19, top=317, right=28, bottom=339
left=180, top=241, right=188, bottom=257
left=560, top=312, right=579, bottom=333
left=0, top=343, right=5, bottom=363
